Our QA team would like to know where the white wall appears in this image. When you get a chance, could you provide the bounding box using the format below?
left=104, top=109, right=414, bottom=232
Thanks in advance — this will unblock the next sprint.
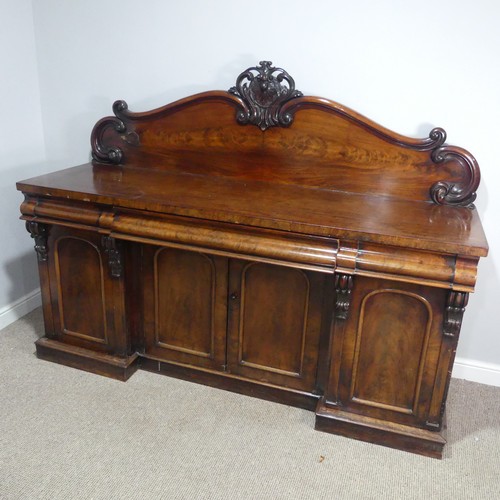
left=4, top=0, right=500, bottom=380
left=0, top=0, right=46, bottom=327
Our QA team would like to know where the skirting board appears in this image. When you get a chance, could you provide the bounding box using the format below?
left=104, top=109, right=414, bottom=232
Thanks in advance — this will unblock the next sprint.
left=0, top=290, right=499, bottom=388
left=0, top=288, right=41, bottom=331
left=453, top=357, right=500, bottom=388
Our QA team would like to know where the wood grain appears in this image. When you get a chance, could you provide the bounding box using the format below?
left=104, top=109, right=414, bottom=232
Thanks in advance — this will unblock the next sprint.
left=142, top=246, right=228, bottom=370
left=17, top=164, right=487, bottom=257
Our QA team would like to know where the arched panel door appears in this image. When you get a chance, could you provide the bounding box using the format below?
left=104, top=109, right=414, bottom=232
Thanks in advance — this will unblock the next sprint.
left=227, top=260, right=328, bottom=392
left=56, top=236, right=107, bottom=343
left=335, top=276, right=446, bottom=427
left=47, top=226, right=128, bottom=355
left=143, top=246, right=228, bottom=370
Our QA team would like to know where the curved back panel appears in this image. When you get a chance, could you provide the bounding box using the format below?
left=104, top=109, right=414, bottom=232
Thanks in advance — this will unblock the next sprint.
left=91, top=61, right=479, bottom=207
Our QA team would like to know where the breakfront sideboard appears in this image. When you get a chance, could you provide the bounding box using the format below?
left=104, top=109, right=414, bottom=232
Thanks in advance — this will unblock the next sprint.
left=17, top=61, right=488, bottom=458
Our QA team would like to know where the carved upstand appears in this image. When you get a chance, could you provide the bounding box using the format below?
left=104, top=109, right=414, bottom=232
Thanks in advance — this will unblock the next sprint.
left=17, top=62, right=488, bottom=458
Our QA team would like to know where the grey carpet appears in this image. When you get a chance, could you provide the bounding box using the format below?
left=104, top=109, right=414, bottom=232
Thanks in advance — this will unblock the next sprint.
left=1, top=308, right=499, bottom=500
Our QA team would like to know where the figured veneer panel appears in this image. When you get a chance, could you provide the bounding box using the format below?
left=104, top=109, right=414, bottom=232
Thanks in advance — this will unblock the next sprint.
left=155, top=248, right=215, bottom=357
left=111, top=208, right=338, bottom=271
left=356, top=243, right=456, bottom=286
left=239, top=263, right=309, bottom=376
left=90, top=81, right=479, bottom=207
left=55, top=237, right=107, bottom=343
left=349, top=290, right=432, bottom=414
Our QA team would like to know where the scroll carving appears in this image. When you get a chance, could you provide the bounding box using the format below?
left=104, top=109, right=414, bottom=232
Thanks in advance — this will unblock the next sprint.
left=430, top=146, right=480, bottom=208
left=91, top=100, right=134, bottom=164
left=335, top=274, right=354, bottom=320
left=26, top=221, right=48, bottom=262
left=443, top=291, right=469, bottom=338
left=101, top=235, right=123, bottom=278
left=420, top=127, right=447, bottom=150
left=229, top=61, right=303, bottom=131
left=366, top=124, right=479, bottom=208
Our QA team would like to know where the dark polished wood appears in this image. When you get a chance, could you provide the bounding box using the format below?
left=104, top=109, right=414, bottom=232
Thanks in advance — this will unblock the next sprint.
left=17, top=165, right=487, bottom=258
left=35, top=338, right=139, bottom=381
left=140, top=357, right=320, bottom=411
left=143, top=246, right=228, bottom=370
left=226, top=260, right=327, bottom=391
left=17, top=61, right=488, bottom=458
left=315, top=401, right=447, bottom=459
left=228, top=60, right=303, bottom=130
left=331, top=277, right=447, bottom=427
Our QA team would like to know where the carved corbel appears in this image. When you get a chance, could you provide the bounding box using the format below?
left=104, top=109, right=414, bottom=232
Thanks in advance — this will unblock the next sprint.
left=25, top=221, right=49, bottom=262
left=443, top=291, right=469, bottom=338
left=102, top=236, right=123, bottom=278
left=334, top=273, right=354, bottom=320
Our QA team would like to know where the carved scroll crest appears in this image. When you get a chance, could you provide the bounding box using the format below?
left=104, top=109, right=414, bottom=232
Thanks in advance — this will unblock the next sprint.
left=229, top=61, right=303, bottom=131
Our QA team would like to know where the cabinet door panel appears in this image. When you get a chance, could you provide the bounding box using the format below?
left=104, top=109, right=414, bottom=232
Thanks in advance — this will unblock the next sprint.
left=350, top=290, right=432, bottom=413
left=143, top=246, right=227, bottom=370
left=228, top=260, right=326, bottom=391
left=240, top=263, right=307, bottom=375
left=56, top=236, right=107, bottom=343
left=334, top=276, right=445, bottom=426
left=47, top=226, right=128, bottom=354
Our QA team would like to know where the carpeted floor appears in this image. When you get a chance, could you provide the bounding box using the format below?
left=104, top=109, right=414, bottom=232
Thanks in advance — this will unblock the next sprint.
left=1, top=308, right=499, bottom=500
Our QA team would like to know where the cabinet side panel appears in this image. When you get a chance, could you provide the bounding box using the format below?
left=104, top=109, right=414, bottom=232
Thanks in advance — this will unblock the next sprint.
left=155, top=248, right=215, bottom=357
left=239, top=263, right=309, bottom=376
left=55, top=237, right=107, bottom=343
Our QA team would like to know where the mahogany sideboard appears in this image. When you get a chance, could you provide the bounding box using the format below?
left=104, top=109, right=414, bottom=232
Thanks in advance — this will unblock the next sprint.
left=17, top=61, right=488, bottom=458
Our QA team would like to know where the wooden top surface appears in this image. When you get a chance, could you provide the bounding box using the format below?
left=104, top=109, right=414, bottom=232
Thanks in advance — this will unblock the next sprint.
left=17, top=162, right=488, bottom=257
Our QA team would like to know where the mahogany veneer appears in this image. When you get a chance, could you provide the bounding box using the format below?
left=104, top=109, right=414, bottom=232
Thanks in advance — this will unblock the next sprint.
left=17, top=61, right=488, bottom=458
